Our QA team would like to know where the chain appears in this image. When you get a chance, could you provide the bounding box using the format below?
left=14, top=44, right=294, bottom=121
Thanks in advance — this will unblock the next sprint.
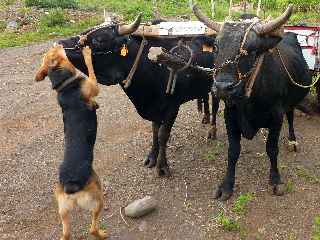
left=276, top=48, right=320, bottom=89
left=213, top=20, right=259, bottom=83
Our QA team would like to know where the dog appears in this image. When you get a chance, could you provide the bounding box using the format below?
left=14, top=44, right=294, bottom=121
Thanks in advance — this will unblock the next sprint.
left=35, top=44, right=107, bottom=240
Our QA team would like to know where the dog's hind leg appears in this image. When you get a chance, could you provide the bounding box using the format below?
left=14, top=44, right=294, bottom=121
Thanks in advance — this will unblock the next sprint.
left=89, top=202, right=108, bottom=239
left=87, top=172, right=108, bottom=239
left=55, top=185, right=73, bottom=240
left=59, top=209, right=71, bottom=240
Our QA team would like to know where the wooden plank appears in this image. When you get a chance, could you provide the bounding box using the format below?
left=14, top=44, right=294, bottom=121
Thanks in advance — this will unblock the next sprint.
left=132, top=22, right=217, bottom=37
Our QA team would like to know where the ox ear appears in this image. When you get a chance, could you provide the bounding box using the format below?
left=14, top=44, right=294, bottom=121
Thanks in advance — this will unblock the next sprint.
left=257, top=35, right=282, bottom=53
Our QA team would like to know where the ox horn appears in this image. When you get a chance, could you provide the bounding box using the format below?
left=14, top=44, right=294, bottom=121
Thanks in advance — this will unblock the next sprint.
left=255, top=4, right=293, bottom=35
left=118, top=13, right=142, bottom=35
left=192, top=3, right=221, bottom=32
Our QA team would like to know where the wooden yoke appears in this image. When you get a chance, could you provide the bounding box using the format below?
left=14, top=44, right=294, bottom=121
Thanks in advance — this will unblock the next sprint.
left=132, top=22, right=217, bottom=38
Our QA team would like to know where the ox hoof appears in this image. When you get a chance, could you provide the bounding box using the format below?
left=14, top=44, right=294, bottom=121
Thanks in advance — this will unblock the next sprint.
left=272, top=184, right=286, bottom=196
left=287, top=140, right=298, bottom=152
left=213, top=186, right=233, bottom=201
left=144, top=153, right=157, bottom=168
left=201, top=114, right=210, bottom=124
left=207, top=127, right=217, bottom=140
left=156, top=165, right=171, bottom=177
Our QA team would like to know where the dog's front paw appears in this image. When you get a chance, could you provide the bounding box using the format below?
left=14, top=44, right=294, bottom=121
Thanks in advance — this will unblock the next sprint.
left=82, top=46, right=92, bottom=58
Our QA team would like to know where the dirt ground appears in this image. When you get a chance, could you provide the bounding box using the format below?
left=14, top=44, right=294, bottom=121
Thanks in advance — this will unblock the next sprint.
left=1, top=41, right=320, bottom=240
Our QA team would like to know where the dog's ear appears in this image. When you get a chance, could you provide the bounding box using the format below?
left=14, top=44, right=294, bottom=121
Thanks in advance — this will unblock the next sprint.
left=35, top=65, right=48, bottom=81
left=35, top=54, right=50, bottom=81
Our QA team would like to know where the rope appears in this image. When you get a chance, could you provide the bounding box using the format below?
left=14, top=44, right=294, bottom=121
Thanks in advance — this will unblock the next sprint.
left=123, top=35, right=147, bottom=89
left=276, top=48, right=320, bottom=89
left=244, top=53, right=265, bottom=97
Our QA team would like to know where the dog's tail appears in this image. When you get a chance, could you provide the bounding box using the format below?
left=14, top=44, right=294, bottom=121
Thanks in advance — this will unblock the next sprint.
left=64, top=183, right=81, bottom=194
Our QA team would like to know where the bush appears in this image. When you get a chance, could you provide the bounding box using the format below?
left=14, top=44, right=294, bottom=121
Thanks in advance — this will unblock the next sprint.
left=0, top=21, right=6, bottom=31
left=25, top=0, right=78, bottom=9
left=40, top=8, right=68, bottom=27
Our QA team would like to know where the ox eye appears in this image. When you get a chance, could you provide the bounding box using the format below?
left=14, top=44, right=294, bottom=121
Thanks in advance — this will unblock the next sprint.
left=214, top=44, right=219, bottom=53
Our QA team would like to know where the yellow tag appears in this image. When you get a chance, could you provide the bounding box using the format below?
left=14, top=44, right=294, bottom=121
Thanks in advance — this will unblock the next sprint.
left=202, top=44, right=214, bottom=53
left=120, top=44, right=128, bottom=56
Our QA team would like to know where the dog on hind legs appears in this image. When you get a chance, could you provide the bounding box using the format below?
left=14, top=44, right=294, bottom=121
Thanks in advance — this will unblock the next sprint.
left=35, top=44, right=107, bottom=240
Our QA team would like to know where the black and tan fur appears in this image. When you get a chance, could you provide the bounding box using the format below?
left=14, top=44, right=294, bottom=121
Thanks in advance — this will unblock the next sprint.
left=35, top=44, right=107, bottom=240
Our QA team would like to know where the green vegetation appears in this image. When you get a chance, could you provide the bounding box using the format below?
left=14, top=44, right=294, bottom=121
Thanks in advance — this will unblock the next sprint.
left=0, top=16, right=101, bottom=48
left=296, top=166, right=320, bottom=184
left=0, top=21, right=6, bottom=31
left=0, top=0, right=16, bottom=8
left=312, top=216, right=320, bottom=240
left=0, top=0, right=319, bottom=48
left=217, top=212, right=241, bottom=232
left=286, top=180, right=294, bottom=193
left=232, top=193, right=253, bottom=214
left=40, top=8, right=68, bottom=27
left=204, top=141, right=224, bottom=161
left=25, top=0, right=78, bottom=9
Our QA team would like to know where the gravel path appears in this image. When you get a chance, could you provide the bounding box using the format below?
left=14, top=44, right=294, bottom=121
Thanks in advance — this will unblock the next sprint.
left=1, top=42, right=320, bottom=240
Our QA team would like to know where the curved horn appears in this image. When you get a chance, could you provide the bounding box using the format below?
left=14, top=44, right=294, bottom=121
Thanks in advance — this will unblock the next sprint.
left=118, top=13, right=142, bottom=35
left=192, top=4, right=221, bottom=32
left=255, top=4, right=293, bottom=35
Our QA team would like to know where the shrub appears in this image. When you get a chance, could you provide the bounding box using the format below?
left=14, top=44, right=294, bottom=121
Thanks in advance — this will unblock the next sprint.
left=0, top=21, right=6, bottom=31
left=217, top=212, right=241, bottom=232
left=40, top=8, right=68, bottom=27
left=25, top=0, right=78, bottom=9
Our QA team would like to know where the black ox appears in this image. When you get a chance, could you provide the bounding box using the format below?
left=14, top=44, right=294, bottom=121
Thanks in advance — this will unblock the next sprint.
left=59, top=17, right=219, bottom=176
left=193, top=4, right=312, bottom=200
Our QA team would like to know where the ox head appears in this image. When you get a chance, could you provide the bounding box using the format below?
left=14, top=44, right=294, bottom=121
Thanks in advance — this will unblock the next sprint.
left=192, top=4, right=293, bottom=99
left=58, top=14, right=142, bottom=85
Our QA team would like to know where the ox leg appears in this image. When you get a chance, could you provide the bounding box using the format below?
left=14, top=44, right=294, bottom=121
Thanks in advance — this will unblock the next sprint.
left=214, top=107, right=241, bottom=201
left=197, top=98, right=203, bottom=113
left=207, top=93, right=219, bottom=140
left=144, top=121, right=160, bottom=168
left=286, top=110, right=298, bottom=152
left=156, top=106, right=179, bottom=177
left=202, top=94, right=210, bottom=124
left=267, top=117, right=285, bottom=196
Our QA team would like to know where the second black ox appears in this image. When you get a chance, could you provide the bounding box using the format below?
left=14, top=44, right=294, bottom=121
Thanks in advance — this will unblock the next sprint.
left=194, top=4, right=312, bottom=200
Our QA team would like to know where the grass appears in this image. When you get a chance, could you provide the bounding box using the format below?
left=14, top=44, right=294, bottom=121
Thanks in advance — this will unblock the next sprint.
left=312, top=216, right=320, bottom=240
left=232, top=193, right=253, bottom=214
left=204, top=141, right=224, bottom=161
left=286, top=180, right=294, bottom=193
left=0, top=16, right=101, bottom=48
left=40, top=8, right=69, bottom=27
left=296, top=166, right=320, bottom=184
left=0, top=0, right=16, bottom=9
left=25, top=0, right=79, bottom=9
left=217, top=212, right=241, bottom=232
left=77, top=0, right=320, bottom=23
left=1, top=0, right=319, bottom=48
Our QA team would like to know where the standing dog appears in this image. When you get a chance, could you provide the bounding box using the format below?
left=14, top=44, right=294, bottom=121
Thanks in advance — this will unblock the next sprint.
left=35, top=44, right=107, bottom=240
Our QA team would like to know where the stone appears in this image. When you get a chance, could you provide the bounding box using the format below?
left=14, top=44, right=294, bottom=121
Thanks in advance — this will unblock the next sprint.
left=6, top=20, right=18, bottom=32
left=124, top=196, right=157, bottom=218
